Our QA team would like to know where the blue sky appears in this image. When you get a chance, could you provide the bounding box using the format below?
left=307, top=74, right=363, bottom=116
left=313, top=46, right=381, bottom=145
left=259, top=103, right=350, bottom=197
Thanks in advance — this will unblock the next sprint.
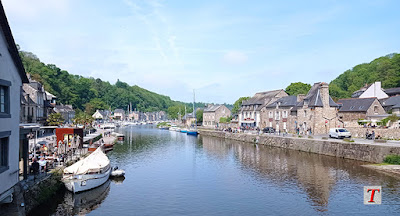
left=3, top=0, right=400, bottom=104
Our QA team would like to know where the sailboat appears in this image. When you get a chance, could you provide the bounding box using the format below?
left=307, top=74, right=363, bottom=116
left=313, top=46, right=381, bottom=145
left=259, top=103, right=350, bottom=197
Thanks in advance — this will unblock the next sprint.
left=187, top=90, right=198, bottom=136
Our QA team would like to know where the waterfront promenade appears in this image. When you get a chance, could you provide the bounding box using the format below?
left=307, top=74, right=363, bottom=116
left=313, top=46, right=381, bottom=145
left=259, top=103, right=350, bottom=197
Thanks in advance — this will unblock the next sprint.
left=199, top=129, right=400, bottom=163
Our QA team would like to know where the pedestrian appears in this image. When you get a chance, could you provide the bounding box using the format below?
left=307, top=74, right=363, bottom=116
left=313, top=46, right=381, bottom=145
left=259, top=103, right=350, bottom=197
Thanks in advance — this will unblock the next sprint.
left=31, top=157, right=39, bottom=177
left=38, top=157, right=47, bottom=173
left=372, top=130, right=375, bottom=140
left=365, top=129, right=369, bottom=139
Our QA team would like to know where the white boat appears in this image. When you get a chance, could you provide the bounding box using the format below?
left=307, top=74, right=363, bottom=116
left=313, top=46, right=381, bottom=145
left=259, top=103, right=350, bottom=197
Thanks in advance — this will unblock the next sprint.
left=63, top=148, right=111, bottom=193
left=110, top=167, right=125, bottom=177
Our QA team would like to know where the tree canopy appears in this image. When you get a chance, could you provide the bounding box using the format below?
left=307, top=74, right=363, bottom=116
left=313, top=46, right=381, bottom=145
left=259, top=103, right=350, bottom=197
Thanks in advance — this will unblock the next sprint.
left=232, top=97, right=250, bottom=114
left=285, top=82, right=311, bottom=96
left=19, top=49, right=187, bottom=113
left=329, top=53, right=400, bottom=99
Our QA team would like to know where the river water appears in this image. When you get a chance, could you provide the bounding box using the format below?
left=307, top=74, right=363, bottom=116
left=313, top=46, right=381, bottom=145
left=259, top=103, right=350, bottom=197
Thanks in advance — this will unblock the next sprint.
left=31, top=125, right=400, bottom=215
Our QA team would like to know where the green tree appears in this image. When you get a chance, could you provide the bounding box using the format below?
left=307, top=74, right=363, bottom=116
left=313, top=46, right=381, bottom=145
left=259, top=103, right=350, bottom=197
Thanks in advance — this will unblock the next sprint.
left=47, top=113, right=64, bottom=126
left=196, top=109, right=203, bottom=123
left=232, top=97, right=250, bottom=114
left=73, top=112, right=94, bottom=127
left=285, top=82, right=312, bottom=96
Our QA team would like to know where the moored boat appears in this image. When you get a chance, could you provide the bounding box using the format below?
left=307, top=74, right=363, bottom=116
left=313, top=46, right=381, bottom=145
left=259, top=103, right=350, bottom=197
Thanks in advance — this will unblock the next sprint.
left=62, top=148, right=111, bottom=193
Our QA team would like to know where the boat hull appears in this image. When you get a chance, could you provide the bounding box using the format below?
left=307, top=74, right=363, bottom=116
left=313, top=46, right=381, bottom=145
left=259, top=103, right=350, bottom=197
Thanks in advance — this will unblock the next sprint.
left=63, top=167, right=111, bottom=193
left=187, top=131, right=198, bottom=136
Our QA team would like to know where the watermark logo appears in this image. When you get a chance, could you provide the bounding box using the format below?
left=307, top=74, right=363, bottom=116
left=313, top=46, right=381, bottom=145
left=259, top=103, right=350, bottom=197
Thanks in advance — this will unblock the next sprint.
left=364, top=186, right=381, bottom=205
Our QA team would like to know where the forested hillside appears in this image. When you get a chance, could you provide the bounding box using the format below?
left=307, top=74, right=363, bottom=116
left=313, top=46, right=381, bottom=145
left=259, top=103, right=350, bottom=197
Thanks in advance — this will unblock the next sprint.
left=19, top=50, right=182, bottom=113
left=329, top=53, right=400, bottom=99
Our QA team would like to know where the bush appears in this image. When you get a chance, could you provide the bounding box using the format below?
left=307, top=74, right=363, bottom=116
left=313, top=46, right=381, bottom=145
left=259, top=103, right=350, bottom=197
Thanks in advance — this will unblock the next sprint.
left=322, top=137, right=328, bottom=140
left=308, top=136, right=314, bottom=139
left=383, top=155, right=400, bottom=165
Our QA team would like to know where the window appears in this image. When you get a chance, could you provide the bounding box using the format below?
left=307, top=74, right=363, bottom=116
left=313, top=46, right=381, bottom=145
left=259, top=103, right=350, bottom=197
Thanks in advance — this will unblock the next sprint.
left=275, top=111, right=280, bottom=120
left=0, top=135, right=9, bottom=173
left=304, top=110, right=307, bottom=117
left=269, top=111, right=273, bottom=118
left=283, top=110, right=288, bottom=118
left=0, top=80, right=11, bottom=118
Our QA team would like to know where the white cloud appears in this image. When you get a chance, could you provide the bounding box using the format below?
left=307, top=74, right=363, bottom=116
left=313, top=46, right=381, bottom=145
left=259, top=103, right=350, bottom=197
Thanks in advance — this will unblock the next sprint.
left=2, top=0, right=69, bottom=20
left=223, top=51, right=248, bottom=64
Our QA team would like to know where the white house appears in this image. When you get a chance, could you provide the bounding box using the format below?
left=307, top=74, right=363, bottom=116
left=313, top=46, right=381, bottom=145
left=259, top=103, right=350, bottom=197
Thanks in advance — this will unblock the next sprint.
left=352, top=81, right=388, bottom=99
left=0, top=1, right=29, bottom=204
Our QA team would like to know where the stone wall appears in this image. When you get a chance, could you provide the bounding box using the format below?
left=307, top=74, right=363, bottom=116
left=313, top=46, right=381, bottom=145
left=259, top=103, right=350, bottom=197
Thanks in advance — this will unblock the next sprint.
left=199, top=129, right=400, bottom=163
left=345, top=127, right=400, bottom=139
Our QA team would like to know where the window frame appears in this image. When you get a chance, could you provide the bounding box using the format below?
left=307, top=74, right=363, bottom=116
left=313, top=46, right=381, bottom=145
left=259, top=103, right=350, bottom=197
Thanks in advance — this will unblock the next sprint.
left=0, top=131, right=11, bottom=173
left=0, top=79, right=11, bottom=118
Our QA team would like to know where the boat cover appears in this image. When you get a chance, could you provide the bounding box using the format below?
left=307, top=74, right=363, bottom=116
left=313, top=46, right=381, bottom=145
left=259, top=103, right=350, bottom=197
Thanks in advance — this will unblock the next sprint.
left=64, top=147, right=110, bottom=175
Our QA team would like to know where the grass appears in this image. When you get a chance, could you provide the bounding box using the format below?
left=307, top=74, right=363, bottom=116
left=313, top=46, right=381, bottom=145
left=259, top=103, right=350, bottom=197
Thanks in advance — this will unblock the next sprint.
left=322, top=137, right=328, bottom=140
left=383, top=155, right=400, bottom=165
left=308, top=136, right=314, bottom=139
left=371, top=163, right=392, bottom=166
left=374, top=139, right=387, bottom=143
left=343, top=138, right=355, bottom=142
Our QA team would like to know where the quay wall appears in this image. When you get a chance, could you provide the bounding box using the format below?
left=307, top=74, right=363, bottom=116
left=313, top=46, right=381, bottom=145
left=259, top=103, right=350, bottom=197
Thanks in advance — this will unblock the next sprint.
left=345, top=127, right=400, bottom=140
left=198, top=130, right=400, bottom=163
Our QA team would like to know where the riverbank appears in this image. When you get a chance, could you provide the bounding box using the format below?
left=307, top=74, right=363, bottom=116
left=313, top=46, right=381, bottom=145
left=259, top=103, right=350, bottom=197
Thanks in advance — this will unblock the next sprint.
left=198, top=129, right=400, bottom=163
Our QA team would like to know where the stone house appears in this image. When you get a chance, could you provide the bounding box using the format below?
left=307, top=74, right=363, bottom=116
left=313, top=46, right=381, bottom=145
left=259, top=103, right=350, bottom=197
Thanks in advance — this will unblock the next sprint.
left=22, top=77, right=46, bottom=123
left=203, top=104, right=231, bottom=127
left=182, top=113, right=196, bottom=127
left=0, top=1, right=29, bottom=203
left=20, top=90, right=36, bottom=123
left=337, top=98, right=386, bottom=127
left=113, top=109, right=125, bottom=120
left=380, top=96, right=400, bottom=114
left=54, top=104, right=75, bottom=124
left=44, top=91, right=56, bottom=118
left=296, top=82, right=340, bottom=135
left=263, top=95, right=299, bottom=132
left=239, top=89, right=288, bottom=128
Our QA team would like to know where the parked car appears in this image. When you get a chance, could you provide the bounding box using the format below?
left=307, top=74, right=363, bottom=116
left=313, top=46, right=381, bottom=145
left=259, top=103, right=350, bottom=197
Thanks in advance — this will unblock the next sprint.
left=329, top=128, right=351, bottom=139
left=263, top=127, right=275, bottom=133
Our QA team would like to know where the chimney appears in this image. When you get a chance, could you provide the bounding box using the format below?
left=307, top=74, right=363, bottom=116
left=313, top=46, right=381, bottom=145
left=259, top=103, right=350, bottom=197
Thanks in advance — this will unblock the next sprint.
left=374, top=81, right=381, bottom=97
left=297, top=94, right=305, bottom=102
left=320, top=82, right=330, bottom=108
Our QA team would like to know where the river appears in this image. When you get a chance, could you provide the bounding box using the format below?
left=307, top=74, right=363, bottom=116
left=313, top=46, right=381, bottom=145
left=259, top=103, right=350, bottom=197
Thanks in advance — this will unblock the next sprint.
left=30, top=125, right=400, bottom=215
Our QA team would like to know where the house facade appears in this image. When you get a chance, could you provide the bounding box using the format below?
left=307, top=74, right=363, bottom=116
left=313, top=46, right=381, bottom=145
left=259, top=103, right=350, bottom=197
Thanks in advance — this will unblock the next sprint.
left=263, top=95, right=299, bottom=132
left=92, top=110, right=111, bottom=120
left=203, top=105, right=231, bottom=127
left=113, top=109, right=125, bottom=120
left=239, top=89, right=288, bottom=128
left=296, top=82, right=340, bottom=135
left=182, top=113, right=196, bottom=127
left=22, top=78, right=46, bottom=123
left=54, top=104, right=75, bottom=124
left=0, top=1, right=29, bottom=203
left=337, top=98, right=386, bottom=127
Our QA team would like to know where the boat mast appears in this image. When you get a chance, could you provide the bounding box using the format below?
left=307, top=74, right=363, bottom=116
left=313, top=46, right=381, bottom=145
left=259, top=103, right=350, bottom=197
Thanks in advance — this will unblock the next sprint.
left=193, top=89, right=197, bottom=129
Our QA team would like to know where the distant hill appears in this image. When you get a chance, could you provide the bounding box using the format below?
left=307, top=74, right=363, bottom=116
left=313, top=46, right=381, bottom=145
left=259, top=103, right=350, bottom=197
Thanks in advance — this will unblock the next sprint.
left=19, top=49, right=184, bottom=113
left=329, top=53, right=400, bottom=99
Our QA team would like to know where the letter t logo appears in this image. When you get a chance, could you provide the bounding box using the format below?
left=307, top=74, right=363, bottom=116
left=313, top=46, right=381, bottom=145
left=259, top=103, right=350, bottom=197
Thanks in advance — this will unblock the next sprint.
left=364, top=186, right=382, bottom=205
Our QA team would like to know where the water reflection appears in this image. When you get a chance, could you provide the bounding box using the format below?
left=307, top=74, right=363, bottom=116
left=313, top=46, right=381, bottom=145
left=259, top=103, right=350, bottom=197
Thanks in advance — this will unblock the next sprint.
left=53, top=180, right=111, bottom=215
left=201, top=136, right=400, bottom=212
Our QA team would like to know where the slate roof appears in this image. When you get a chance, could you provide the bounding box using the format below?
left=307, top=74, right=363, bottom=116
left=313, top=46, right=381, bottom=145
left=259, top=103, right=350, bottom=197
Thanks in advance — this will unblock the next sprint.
left=298, top=83, right=339, bottom=107
left=114, top=109, right=125, bottom=114
left=384, top=87, right=400, bottom=96
left=204, top=105, right=222, bottom=112
left=55, top=105, right=74, bottom=113
left=381, top=95, right=400, bottom=108
left=337, top=98, right=376, bottom=112
left=45, top=91, right=56, bottom=100
left=266, top=95, right=298, bottom=108
left=0, top=2, right=28, bottom=83
left=182, top=113, right=195, bottom=120
left=242, top=90, right=284, bottom=106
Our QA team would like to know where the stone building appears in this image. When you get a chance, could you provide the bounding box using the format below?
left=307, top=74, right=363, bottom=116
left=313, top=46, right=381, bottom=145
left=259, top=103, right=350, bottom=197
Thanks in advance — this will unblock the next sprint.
left=296, top=82, right=340, bottom=135
left=20, top=90, right=36, bottom=123
left=203, top=104, right=231, bottom=127
left=337, top=98, right=386, bottom=127
left=54, top=104, right=75, bottom=124
left=263, top=95, right=299, bottom=132
left=182, top=113, right=196, bottom=127
left=239, top=89, right=288, bottom=128
left=384, top=87, right=400, bottom=97
left=92, top=110, right=111, bottom=120
left=0, top=1, right=29, bottom=203
left=44, top=91, right=56, bottom=118
left=381, top=96, right=400, bottom=114
left=113, top=109, right=125, bottom=120
left=22, top=77, right=46, bottom=123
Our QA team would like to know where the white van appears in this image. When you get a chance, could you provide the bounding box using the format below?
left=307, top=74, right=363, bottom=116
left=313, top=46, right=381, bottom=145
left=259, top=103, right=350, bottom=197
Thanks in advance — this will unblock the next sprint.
left=329, top=128, right=351, bottom=139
